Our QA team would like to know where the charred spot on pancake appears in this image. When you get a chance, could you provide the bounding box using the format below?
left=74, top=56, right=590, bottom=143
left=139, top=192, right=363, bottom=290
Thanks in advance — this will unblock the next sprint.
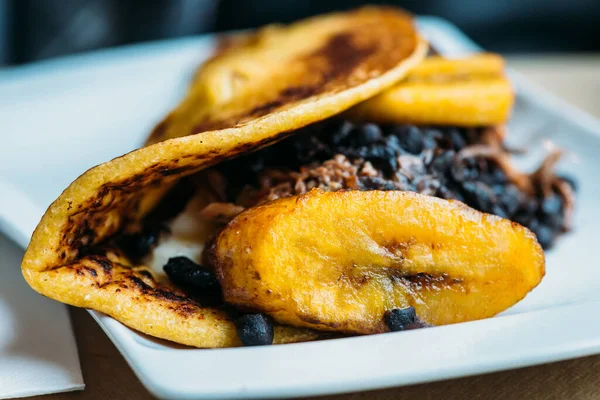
left=248, top=100, right=285, bottom=118
left=279, top=85, right=319, bottom=99
left=187, top=11, right=420, bottom=139
left=151, top=287, right=189, bottom=303
left=190, top=120, right=233, bottom=136
left=235, top=33, right=378, bottom=125
left=60, top=126, right=303, bottom=265
left=60, top=163, right=175, bottom=257
left=306, top=32, right=378, bottom=83
left=139, top=270, right=153, bottom=279
left=90, top=256, right=113, bottom=273
left=129, top=275, right=152, bottom=292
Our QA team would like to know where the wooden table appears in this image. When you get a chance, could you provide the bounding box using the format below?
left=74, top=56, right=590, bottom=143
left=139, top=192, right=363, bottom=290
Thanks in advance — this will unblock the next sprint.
left=31, top=56, right=600, bottom=399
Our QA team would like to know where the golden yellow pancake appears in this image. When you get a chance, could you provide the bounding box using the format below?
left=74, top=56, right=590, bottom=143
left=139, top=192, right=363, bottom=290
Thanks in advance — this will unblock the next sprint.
left=21, top=6, right=426, bottom=348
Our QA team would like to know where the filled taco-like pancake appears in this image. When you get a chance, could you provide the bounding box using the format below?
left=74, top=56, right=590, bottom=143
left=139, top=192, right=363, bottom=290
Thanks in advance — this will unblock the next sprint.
left=21, top=7, right=428, bottom=348
left=22, top=7, right=573, bottom=348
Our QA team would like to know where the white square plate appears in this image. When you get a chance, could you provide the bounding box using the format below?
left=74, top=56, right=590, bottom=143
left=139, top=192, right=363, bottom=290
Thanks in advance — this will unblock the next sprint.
left=1, top=18, right=599, bottom=399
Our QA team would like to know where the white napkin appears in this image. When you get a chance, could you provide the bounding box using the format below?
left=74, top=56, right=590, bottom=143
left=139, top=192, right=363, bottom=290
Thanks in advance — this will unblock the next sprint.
left=0, top=180, right=84, bottom=399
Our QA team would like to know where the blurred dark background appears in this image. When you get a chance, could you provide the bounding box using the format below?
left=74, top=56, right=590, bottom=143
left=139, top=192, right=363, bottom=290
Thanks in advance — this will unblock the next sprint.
left=2, top=0, right=600, bottom=66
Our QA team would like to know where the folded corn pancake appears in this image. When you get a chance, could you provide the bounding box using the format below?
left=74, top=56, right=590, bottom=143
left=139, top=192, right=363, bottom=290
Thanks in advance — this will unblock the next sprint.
left=22, top=6, right=575, bottom=348
left=21, top=7, right=427, bottom=348
left=146, top=7, right=425, bottom=144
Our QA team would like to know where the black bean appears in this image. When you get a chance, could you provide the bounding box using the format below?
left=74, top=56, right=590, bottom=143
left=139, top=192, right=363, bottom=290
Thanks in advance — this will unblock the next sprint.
left=362, top=145, right=398, bottom=175
left=423, top=127, right=443, bottom=139
left=448, top=128, right=467, bottom=150
left=531, top=224, right=555, bottom=249
left=490, top=166, right=508, bottom=184
left=118, top=225, right=162, bottom=261
left=522, top=197, right=539, bottom=215
left=236, top=314, right=274, bottom=346
left=513, top=212, right=534, bottom=228
left=526, top=217, right=540, bottom=232
left=163, top=257, right=222, bottom=302
left=490, top=204, right=509, bottom=219
left=541, top=195, right=562, bottom=216
left=430, top=151, right=455, bottom=176
left=384, top=307, right=417, bottom=332
left=392, top=125, right=424, bottom=154
left=421, top=128, right=441, bottom=150
left=384, top=134, right=406, bottom=155
left=354, top=123, right=383, bottom=146
left=540, top=195, right=565, bottom=230
left=495, top=184, right=522, bottom=217
left=462, top=181, right=495, bottom=213
left=294, top=134, right=331, bottom=164
left=451, top=157, right=479, bottom=182
left=542, top=212, right=565, bottom=231
left=329, top=120, right=354, bottom=146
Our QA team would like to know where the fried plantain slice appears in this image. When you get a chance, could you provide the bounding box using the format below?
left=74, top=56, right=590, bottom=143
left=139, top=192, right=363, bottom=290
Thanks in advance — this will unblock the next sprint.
left=22, top=7, right=426, bottom=348
left=405, top=53, right=505, bottom=82
left=348, top=76, right=514, bottom=127
left=213, top=189, right=545, bottom=335
left=347, top=53, right=514, bottom=126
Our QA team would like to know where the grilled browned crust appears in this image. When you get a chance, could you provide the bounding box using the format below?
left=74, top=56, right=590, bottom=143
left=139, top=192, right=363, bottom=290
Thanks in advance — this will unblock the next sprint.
left=21, top=7, right=426, bottom=348
left=148, top=7, right=424, bottom=143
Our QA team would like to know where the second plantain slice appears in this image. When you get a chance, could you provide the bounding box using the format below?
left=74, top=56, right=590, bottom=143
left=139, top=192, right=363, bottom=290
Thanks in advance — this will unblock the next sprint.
left=212, top=190, right=545, bottom=334
left=347, top=54, right=515, bottom=127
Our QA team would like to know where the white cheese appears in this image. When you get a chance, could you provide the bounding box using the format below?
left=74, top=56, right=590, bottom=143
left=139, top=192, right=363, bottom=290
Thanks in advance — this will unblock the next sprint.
left=145, top=191, right=218, bottom=275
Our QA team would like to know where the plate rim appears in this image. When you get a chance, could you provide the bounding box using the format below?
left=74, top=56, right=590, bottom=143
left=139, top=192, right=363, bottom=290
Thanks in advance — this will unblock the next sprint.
left=1, top=16, right=600, bottom=400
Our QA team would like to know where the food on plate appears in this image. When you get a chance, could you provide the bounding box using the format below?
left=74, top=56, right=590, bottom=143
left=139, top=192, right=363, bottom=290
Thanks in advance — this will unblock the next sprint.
left=21, top=7, right=427, bottom=348
left=212, top=190, right=544, bottom=334
left=347, top=54, right=514, bottom=127
left=402, top=53, right=506, bottom=80
left=207, top=117, right=573, bottom=250
left=145, top=6, right=426, bottom=144
left=347, top=76, right=514, bottom=127
left=21, top=6, right=575, bottom=348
